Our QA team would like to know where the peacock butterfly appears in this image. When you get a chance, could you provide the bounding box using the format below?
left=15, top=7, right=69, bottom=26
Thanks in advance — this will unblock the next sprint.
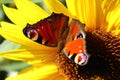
left=23, top=13, right=89, bottom=66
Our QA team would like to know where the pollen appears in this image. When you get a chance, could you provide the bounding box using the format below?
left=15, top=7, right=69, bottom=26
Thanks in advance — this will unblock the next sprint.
left=56, top=30, right=120, bottom=80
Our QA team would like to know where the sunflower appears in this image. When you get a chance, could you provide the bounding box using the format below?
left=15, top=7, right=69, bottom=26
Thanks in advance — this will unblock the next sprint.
left=0, top=0, right=120, bottom=80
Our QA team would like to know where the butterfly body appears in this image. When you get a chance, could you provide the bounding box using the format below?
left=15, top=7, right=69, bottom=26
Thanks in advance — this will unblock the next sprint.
left=23, top=13, right=89, bottom=66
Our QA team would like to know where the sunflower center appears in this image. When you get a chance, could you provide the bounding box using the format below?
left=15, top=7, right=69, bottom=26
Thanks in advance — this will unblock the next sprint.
left=56, top=30, right=120, bottom=80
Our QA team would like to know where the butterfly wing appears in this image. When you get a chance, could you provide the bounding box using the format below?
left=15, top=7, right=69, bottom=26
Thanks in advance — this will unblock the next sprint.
left=64, top=19, right=89, bottom=66
left=49, top=13, right=69, bottom=41
left=23, top=13, right=69, bottom=47
left=67, top=19, right=85, bottom=41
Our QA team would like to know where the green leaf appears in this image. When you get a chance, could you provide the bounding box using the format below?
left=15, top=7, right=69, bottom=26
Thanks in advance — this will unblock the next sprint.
left=0, top=3, right=5, bottom=21
left=0, top=0, right=13, bottom=4
left=0, top=40, right=20, bottom=52
left=0, top=0, right=43, bottom=4
left=0, top=61, right=30, bottom=71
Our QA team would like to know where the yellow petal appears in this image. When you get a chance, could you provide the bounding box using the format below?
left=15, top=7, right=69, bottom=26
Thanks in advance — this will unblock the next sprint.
left=0, top=21, right=56, bottom=50
left=14, top=0, right=49, bottom=24
left=0, top=48, right=57, bottom=64
left=6, top=64, right=60, bottom=80
left=66, top=0, right=78, bottom=17
left=2, top=5, right=27, bottom=27
left=102, top=0, right=120, bottom=34
left=95, top=0, right=104, bottom=29
left=112, top=29, right=120, bottom=36
left=44, top=0, right=73, bottom=18
left=106, top=4, right=120, bottom=32
left=19, top=64, right=64, bottom=80
left=102, top=0, right=120, bottom=15
left=77, top=0, right=97, bottom=30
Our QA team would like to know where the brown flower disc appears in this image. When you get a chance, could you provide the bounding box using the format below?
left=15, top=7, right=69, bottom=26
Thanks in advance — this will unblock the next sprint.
left=56, top=30, right=120, bottom=80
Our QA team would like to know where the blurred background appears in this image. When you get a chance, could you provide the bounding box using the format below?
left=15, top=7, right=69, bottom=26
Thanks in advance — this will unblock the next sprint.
left=0, top=0, right=65, bottom=80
